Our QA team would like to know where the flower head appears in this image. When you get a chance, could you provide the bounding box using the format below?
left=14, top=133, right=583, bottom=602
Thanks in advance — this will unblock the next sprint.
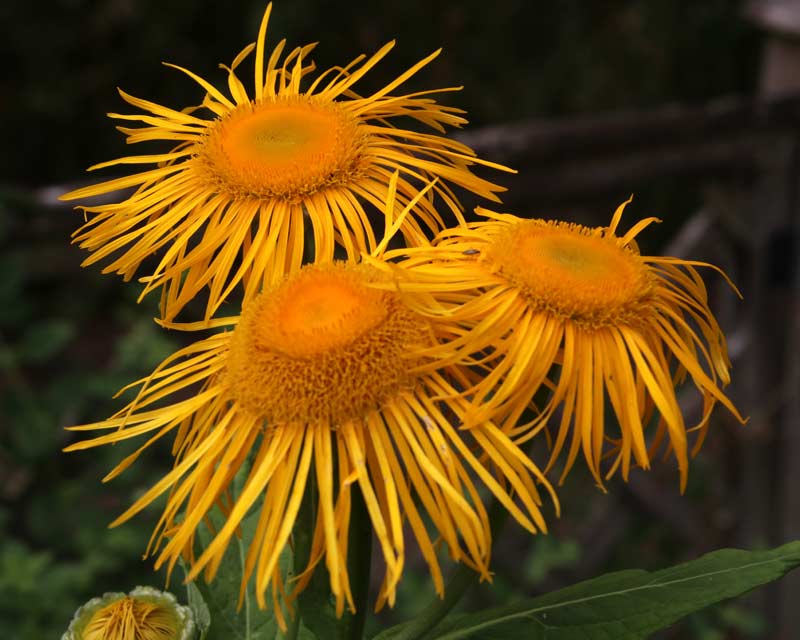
left=373, top=199, right=746, bottom=491
left=60, top=4, right=511, bottom=321
left=65, top=260, right=555, bottom=627
left=62, top=586, right=194, bottom=640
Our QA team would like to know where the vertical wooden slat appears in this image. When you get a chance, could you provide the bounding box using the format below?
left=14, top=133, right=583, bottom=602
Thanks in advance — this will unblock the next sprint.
left=748, top=3, right=800, bottom=636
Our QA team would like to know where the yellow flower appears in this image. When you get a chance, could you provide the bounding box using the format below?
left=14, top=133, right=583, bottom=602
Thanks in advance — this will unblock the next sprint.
left=65, top=261, right=555, bottom=628
left=372, top=199, right=746, bottom=491
left=62, top=586, right=194, bottom=640
left=60, top=3, right=511, bottom=322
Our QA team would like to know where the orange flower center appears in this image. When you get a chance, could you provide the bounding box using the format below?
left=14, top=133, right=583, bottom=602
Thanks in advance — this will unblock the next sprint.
left=486, top=221, right=655, bottom=327
left=226, top=263, right=431, bottom=424
left=260, top=270, right=389, bottom=358
left=198, top=97, right=367, bottom=200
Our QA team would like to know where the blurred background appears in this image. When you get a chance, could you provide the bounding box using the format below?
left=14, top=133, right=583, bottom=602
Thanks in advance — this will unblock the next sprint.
left=2, top=0, right=798, bottom=638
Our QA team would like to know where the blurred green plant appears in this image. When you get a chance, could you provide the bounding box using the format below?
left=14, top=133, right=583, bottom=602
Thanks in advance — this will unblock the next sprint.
left=0, top=190, right=179, bottom=639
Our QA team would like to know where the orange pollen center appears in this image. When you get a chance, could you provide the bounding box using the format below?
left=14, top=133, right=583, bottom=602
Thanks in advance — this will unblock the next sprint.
left=260, top=272, right=388, bottom=358
left=487, top=221, right=654, bottom=327
left=225, top=264, right=430, bottom=425
left=198, top=97, right=367, bottom=200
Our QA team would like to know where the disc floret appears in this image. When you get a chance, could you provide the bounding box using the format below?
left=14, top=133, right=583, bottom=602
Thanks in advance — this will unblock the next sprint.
left=197, top=96, right=368, bottom=201
left=226, top=262, right=432, bottom=424
left=484, top=219, right=657, bottom=329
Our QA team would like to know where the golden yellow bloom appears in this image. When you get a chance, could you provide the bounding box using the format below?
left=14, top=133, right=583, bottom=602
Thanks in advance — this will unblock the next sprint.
left=65, top=261, right=555, bottom=627
left=372, top=199, right=746, bottom=491
left=60, top=3, right=511, bottom=321
left=63, top=587, right=194, bottom=640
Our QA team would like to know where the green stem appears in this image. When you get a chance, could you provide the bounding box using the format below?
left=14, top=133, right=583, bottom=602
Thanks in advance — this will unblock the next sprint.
left=385, top=498, right=511, bottom=640
left=340, top=486, right=373, bottom=640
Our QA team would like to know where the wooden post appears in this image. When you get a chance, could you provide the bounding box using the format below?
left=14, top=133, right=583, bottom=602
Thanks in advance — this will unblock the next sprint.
left=745, top=3, right=800, bottom=638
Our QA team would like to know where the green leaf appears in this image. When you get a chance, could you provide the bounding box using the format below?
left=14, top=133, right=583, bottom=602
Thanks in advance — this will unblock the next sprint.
left=293, top=557, right=339, bottom=640
left=189, top=508, right=286, bottom=640
left=418, top=541, right=800, bottom=640
left=183, top=459, right=294, bottom=640
left=292, top=477, right=339, bottom=640
left=187, top=580, right=212, bottom=640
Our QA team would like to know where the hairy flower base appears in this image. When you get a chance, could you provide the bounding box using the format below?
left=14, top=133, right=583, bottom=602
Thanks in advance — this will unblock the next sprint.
left=65, top=261, right=557, bottom=628
left=374, top=200, right=746, bottom=490
left=60, top=3, right=512, bottom=321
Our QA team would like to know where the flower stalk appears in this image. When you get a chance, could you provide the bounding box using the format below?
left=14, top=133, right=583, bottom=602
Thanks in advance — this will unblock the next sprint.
left=342, top=487, right=373, bottom=640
